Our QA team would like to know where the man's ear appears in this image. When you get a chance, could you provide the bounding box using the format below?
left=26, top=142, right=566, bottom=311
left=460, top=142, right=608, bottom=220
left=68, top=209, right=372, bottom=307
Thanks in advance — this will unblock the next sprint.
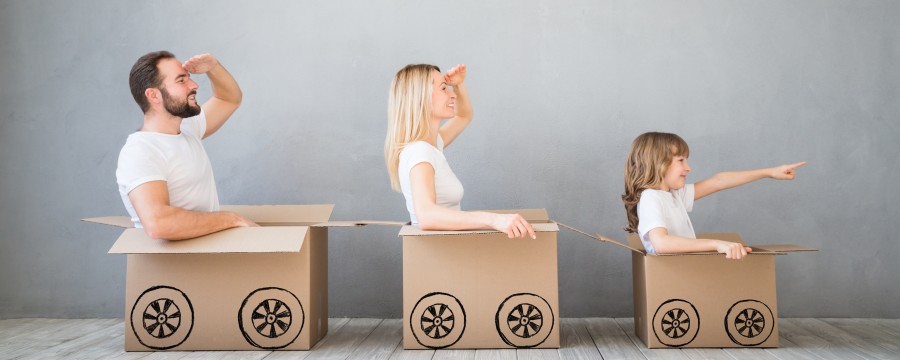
left=145, top=88, right=160, bottom=105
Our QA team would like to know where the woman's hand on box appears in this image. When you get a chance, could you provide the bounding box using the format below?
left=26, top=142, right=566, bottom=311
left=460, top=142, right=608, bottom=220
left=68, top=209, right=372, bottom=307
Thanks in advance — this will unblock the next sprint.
left=490, top=213, right=537, bottom=239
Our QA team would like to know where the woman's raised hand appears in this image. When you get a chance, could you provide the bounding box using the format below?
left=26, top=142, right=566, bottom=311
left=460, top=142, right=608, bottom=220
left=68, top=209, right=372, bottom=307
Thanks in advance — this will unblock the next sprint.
left=444, top=64, right=467, bottom=86
left=490, top=213, right=537, bottom=239
left=769, top=161, right=807, bottom=180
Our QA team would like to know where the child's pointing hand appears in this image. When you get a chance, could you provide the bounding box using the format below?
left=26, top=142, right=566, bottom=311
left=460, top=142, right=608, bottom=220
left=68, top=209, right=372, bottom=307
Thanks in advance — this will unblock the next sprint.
left=770, top=161, right=806, bottom=180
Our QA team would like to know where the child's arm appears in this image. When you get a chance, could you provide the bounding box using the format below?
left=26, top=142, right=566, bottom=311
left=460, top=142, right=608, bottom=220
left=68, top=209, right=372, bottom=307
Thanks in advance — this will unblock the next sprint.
left=647, top=228, right=753, bottom=259
left=694, top=161, right=806, bottom=200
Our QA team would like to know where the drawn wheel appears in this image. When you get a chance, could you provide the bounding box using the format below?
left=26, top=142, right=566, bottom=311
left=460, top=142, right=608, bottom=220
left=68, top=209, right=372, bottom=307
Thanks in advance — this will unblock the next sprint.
left=239, top=287, right=304, bottom=349
left=725, top=300, right=774, bottom=346
left=130, top=286, right=194, bottom=350
left=410, top=292, right=466, bottom=349
left=495, top=293, right=555, bottom=348
left=652, top=299, right=699, bottom=347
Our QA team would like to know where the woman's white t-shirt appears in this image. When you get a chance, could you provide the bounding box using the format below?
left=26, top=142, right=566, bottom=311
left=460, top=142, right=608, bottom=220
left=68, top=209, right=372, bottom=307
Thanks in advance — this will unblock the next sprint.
left=398, top=136, right=464, bottom=224
left=636, top=184, right=697, bottom=254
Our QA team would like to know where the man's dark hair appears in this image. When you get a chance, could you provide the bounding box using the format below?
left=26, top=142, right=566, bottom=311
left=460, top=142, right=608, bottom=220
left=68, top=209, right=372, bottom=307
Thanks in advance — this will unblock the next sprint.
left=129, top=51, right=176, bottom=113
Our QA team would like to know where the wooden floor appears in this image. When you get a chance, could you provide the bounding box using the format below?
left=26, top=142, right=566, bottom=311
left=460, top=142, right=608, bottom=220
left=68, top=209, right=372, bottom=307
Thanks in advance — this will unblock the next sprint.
left=1, top=318, right=899, bottom=359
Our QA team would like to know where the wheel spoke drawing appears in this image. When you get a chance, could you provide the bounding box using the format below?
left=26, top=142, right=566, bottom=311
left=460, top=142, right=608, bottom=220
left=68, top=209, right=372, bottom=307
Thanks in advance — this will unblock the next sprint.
left=239, top=287, right=305, bottom=350
left=652, top=299, right=700, bottom=347
left=496, top=293, right=555, bottom=348
left=251, top=299, right=292, bottom=338
left=419, top=303, right=455, bottom=339
left=142, top=298, right=181, bottom=339
left=130, top=285, right=194, bottom=350
left=660, top=307, right=690, bottom=339
left=410, top=292, right=467, bottom=349
left=506, top=303, right=543, bottom=338
left=724, top=300, right=774, bottom=346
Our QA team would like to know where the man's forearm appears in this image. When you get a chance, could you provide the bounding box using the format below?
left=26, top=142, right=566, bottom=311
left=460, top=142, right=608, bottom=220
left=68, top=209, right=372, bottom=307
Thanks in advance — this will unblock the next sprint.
left=143, top=206, right=246, bottom=240
left=206, top=63, right=242, bottom=105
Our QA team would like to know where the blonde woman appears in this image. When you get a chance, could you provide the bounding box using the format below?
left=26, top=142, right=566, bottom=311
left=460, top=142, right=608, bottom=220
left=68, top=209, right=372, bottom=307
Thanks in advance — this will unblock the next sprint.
left=385, top=64, right=535, bottom=239
left=622, top=132, right=805, bottom=259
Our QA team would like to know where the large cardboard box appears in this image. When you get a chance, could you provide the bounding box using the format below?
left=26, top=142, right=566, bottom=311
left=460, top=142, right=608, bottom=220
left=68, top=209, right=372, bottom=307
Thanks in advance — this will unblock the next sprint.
left=627, top=233, right=814, bottom=348
left=559, top=224, right=814, bottom=348
left=84, top=204, right=374, bottom=351
left=400, top=209, right=560, bottom=349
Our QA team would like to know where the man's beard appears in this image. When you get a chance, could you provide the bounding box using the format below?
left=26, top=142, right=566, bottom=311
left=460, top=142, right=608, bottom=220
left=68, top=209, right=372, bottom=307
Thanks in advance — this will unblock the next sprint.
left=160, top=87, right=201, bottom=118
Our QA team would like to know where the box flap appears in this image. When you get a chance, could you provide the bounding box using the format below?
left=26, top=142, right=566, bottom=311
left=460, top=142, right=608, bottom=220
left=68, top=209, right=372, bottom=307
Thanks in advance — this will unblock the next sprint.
left=483, top=209, right=549, bottom=222
left=313, top=220, right=408, bottom=227
left=557, top=223, right=644, bottom=254
left=81, top=216, right=135, bottom=228
left=399, top=222, right=558, bottom=236
left=108, top=227, right=309, bottom=254
left=219, top=204, right=334, bottom=225
left=751, top=244, right=818, bottom=253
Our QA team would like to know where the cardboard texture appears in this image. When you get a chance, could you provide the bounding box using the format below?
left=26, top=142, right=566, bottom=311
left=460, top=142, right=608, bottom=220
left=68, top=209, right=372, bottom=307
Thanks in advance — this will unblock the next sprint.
left=400, top=209, right=560, bottom=350
left=559, top=224, right=814, bottom=349
left=83, top=204, right=381, bottom=351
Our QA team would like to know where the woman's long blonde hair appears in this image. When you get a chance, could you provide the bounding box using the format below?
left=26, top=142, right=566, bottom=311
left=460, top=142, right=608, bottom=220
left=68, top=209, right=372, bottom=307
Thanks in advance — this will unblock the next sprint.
left=622, top=132, right=690, bottom=233
left=385, top=64, right=440, bottom=191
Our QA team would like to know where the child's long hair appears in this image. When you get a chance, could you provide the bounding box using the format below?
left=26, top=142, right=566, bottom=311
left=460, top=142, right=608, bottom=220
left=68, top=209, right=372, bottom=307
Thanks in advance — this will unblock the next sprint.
left=622, top=132, right=690, bottom=233
left=385, top=64, right=440, bottom=191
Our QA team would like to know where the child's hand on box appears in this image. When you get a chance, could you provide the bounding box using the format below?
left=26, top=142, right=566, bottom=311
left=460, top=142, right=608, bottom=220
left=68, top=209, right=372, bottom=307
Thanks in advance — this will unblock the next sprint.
left=714, top=240, right=753, bottom=260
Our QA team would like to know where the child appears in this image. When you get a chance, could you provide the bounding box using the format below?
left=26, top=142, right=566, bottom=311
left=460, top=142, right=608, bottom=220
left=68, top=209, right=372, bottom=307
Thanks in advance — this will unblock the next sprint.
left=622, top=132, right=805, bottom=259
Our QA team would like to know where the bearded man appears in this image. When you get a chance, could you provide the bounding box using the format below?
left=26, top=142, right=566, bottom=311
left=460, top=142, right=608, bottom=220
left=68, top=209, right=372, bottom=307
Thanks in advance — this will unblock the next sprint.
left=116, top=51, right=256, bottom=240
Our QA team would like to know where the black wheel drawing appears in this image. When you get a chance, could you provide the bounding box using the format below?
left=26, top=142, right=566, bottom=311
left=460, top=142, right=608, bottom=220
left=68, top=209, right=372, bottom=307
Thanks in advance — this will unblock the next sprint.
left=652, top=299, right=700, bottom=347
left=495, top=293, right=555, bottom=348
left=130, top=285, right=194, bottom=350
left=410, top=292, right=466, bottom=349
left=239, top=287, right=304, bottom=349
left=724, top=299, right=775, bottom=346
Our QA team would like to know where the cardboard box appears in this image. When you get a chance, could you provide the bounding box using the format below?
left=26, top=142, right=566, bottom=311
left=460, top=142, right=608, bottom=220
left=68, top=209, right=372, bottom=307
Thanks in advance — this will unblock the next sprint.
left=84, top=205, right=391, bottom=351
left=399, top=209, right=560, bottom=349
left=558, top=224, right=814, bottom=348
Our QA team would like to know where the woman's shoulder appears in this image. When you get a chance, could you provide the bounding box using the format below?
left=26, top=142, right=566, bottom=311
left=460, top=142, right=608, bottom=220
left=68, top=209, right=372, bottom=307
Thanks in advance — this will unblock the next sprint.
left=401, top=141, right=440, bottom=156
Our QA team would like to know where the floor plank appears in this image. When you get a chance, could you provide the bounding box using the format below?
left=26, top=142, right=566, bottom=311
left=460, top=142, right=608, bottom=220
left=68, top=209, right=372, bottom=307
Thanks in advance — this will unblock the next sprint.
left=777, top=318, right=867, bottom=360
left=615, top=318, right=690, bottom=360
left=3, top=318, right=900, bottom=359
left=262, top=317, right=350, bottom=360
left=387, top=339, right=434, bottom=360
left=473, top=349, right=516, bottom=360
left=432, top=349, right=476, bottom=360
left=557, top=318, right=601, bottom=360
left=680, top=348, right=733, bottom=360
left=824, top=318, right=900, bottom=355
left=5, top=319, right=121, bottom=359
left=583, top=317, right=645, bottom=360
left=346, top=319, right=403, bottom=360
left=305, top=318, right=382, bottom=360
left=762, top=334, right=822, bottom=360
left=792, top=318, right=899, bottom=360
left=516, top=348, right=561, bottom=360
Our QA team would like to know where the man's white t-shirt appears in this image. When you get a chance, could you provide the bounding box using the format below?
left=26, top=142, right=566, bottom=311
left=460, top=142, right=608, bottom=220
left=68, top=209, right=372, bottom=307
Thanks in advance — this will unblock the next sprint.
left=398, top=136, right=464, bottom=224
left=636, top=184, right=697, bottom=254
left=116, top=111, right=219, bottom=228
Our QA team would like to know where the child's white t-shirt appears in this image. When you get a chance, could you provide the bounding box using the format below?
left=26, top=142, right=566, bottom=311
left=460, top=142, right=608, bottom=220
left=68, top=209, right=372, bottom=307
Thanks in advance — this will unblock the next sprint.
left=636, top=184, right=697, bottom=254
left=398, top=136, right=464, bottom=224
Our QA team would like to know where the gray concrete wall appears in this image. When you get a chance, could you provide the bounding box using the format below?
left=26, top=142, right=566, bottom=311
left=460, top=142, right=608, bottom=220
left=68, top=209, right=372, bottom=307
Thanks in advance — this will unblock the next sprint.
left=1, top=0, right=897, bottom=319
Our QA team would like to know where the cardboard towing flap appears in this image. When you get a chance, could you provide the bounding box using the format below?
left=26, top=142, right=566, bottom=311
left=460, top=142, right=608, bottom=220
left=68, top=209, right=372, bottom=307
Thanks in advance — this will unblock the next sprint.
left=83, top=204, right=405, bottom=351
left=557, top=223, right=816, bottom=349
